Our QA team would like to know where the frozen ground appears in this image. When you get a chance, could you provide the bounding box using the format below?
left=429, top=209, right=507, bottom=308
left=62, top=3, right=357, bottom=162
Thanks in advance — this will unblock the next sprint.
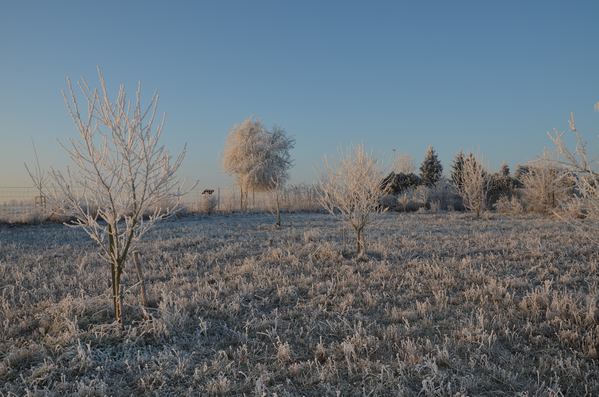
left=1, top=212, right=598, bottom=396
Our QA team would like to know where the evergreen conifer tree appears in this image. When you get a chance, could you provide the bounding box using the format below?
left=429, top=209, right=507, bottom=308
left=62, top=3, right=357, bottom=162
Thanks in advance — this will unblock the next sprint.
left=451, top=151, right=465, bottom=190
left=419, top=146, right=443, bottom=187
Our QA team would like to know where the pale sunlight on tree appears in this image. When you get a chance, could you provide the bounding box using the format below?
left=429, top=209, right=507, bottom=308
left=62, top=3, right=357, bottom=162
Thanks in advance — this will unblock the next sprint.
left=47, top=67, right=188, bottom=326
left=318, top=144, right=384, bottom=258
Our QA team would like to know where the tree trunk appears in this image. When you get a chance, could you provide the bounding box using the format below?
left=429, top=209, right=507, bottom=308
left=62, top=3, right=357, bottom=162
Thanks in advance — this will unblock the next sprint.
left=356, top=227, right=365, bottom=258
left=111, top=262, right=118, bottom=321
left=240, top=185, right=243, bottom=211
left=217, top=188, right=221, bottom=212
left=108, top=223, right=124, bottom=327
left=117, top=266, right=124, bottom=326
left=275, top=191, right=281, bottom=227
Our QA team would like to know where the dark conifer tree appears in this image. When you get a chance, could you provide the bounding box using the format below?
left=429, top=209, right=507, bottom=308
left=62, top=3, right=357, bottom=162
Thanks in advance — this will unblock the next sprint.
left=420, top=146, right=443, bottom=187
left=451, top=151, right=465, bottom=190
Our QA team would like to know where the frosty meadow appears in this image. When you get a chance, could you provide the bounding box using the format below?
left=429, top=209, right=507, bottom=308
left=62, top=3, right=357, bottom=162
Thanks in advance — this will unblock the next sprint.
left=1, top=66, right=598, bottom=395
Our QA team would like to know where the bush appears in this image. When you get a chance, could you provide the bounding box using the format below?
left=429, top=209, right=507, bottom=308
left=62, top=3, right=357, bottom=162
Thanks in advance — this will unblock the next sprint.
left=494, top=195, right=524, bottom=214
left=379, top=194, right=400, bottom=211
left=487, top=173, right=518, bottom=207
left=456, top=154, right=488, bottom=217
left=380, top=172, right=421, bottom=195
left=521, top=164, right=573, bottom=214
left=384, top=180, right=462, bottom=213
left=514, top=165, right=530, bottom=187
left=426, top=179, right=462, bottom=211
left=198, top=194, right=218, bottom=214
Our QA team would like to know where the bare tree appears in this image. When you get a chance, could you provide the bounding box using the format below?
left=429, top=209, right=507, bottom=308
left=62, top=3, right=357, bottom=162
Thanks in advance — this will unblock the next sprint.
left=549, top=110, right=599, bottom=237
left=318, top=145, right=384, bottom=258
left=456, top=153, right=488, bottom=218
left=48, top=67, right=188, bottom=325
left=268, top=183, right=285, bottom=227
left=393, top=153, right=415, bottom=174
left=24, top=139, right=48, bottom=210
left=549, top=112, right=596, bottom=178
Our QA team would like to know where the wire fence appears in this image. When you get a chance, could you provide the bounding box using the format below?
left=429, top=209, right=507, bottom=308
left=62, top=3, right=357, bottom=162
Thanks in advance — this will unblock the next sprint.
left=0, top=184, right=321, bottom=223
left=0, top=187, right=43, bottom=222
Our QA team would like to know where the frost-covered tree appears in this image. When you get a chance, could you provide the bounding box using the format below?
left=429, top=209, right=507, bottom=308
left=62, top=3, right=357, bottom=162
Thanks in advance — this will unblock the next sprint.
left=549, top=110, right=599, bottom=217
left=457, top=153, right=488, bottom=218
left=451, top=151, right=465, bottom=191
left=487, top=166, right=517, bottom=207
left=549, top=111, right=598, bottom=223
left=318, top=145, right=384, bottom=258
left=222, top=118, right=294, bottom=225
left=47, top=68, right=188, bottom=325
left=222, top=118, right=264, bottom=210
left=420, top=146, right=443, bottom=187
left=260, top=126, right=295, bottom=227
left=24, top=139, right=48, bottom=210
left=520, top=155, right=568, bottom=214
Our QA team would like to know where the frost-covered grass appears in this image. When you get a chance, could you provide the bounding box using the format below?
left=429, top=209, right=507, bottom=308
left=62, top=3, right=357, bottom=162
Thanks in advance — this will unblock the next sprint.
left=1, top=212, right=598, bottom=396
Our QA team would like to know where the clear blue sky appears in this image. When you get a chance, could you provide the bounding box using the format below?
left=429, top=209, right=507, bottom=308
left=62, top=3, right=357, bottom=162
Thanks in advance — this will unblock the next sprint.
left=1, top=1, right=598, bottom=188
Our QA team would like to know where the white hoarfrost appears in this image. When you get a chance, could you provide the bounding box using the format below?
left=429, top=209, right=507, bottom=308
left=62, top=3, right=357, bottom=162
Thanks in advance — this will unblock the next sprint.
left=318, top=144, right=384, bottom=258
left=47, top=67, right=188, bottom=325
left=222, top=117, right=294, bottom=225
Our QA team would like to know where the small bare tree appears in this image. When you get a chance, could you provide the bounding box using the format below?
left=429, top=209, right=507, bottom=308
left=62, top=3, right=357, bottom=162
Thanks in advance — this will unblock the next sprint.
left=268, top=183, right=285, bottom=227
left=48, top=67, right=188, bottom=325
left=456, top=153, right=488, bottom=218
left=318, top=145, right=384, bottom=258
left=550, top=110, right=599, bottom=236
left=24, top=139, right=48, bottom=210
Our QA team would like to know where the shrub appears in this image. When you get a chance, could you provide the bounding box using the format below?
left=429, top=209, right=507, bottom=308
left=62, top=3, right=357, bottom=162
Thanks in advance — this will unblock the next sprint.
left=379, top=194, right=400, bottom=211
left=550, top=111, right=599, bottom=231
left=494, top=195, right=524, bottom=214
left=520, top=155, right=572, bottom=214
left=456, top=153, right=488, bottom=217
left=380, top=172, right=421, bottom=195
left=487, top=172, right=518, bottom=207
left=198, top=194, right=218, bottom=214
left=427, top=179, right=463, bottom=211
left=514, top=165, right=530, bottom=187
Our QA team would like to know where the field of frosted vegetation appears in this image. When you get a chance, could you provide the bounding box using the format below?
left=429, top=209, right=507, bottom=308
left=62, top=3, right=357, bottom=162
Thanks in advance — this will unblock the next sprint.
left=1, top=212, right=598, bottom=396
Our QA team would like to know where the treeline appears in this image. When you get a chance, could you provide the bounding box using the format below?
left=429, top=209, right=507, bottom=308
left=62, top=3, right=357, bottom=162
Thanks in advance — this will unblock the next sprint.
left=379, top=147, right=578, bottom=217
